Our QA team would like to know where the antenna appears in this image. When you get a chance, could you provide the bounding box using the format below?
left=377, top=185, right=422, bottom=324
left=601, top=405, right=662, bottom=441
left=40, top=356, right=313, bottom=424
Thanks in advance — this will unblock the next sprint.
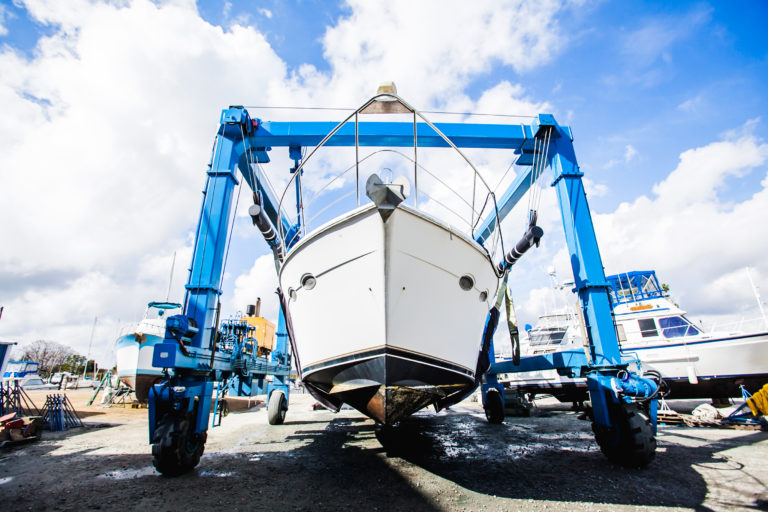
left=746, top=267, right=768, bottom=329
left=166, top=251, right=177, bottom=302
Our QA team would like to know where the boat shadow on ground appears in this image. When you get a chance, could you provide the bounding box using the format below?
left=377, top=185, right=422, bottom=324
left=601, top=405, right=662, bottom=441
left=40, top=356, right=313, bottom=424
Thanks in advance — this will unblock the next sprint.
left=375, top=411, right=768, bottom=509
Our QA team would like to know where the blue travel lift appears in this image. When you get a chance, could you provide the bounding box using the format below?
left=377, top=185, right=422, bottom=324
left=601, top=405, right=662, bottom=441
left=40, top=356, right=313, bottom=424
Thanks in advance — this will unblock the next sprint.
left=147, top=106, right=660, bottom=475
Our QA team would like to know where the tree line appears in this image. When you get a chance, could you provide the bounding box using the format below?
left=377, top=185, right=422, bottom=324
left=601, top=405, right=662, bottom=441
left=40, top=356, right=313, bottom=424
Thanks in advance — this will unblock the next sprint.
left=16, top=339, right=96, bottom=377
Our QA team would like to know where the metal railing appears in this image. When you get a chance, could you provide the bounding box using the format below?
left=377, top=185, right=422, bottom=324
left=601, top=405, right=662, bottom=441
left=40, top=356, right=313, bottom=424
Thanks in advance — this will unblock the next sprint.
left=275, top=93, right=505, bottom=259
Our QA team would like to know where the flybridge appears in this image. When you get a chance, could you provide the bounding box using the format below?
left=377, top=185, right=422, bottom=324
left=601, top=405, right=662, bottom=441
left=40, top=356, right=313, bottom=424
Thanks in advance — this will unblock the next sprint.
left=607, top=270, right=665, bottom=306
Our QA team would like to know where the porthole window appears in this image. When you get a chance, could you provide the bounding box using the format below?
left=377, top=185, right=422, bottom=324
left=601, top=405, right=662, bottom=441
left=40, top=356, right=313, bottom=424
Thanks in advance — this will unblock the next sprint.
left=301, top=273, right=317, bottom=290
left=459, top=275, right=474, bottom=291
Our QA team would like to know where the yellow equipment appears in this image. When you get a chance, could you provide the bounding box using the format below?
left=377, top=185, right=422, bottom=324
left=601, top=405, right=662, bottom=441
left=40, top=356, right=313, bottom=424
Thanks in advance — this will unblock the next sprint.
left=242, top=315, right=276, bottom=357
left=747, top=383, right=768, bottom=417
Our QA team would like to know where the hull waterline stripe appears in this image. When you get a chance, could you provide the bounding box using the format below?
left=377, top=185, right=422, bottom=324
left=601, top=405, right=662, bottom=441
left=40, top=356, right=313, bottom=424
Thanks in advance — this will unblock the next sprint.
left=302, top=346, right=475, bottom=378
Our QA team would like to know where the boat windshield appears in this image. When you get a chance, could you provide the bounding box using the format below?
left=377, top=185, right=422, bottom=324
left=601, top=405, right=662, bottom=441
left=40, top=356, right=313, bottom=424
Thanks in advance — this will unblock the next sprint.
left=145, top=302, right=181, bottom=321
left=658, top=316, right=701, bottom=337
left=529, top=329, right=567, bottom=346
left=608, top=271, right=664, bottom=306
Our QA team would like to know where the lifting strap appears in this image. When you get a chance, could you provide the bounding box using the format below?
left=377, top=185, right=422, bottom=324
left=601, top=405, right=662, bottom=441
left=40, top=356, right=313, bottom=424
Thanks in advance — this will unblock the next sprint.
left=505, top=284, right=521, bottom=365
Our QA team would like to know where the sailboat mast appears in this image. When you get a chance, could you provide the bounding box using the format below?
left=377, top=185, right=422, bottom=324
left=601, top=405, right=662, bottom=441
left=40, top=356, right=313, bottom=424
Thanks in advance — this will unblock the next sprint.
left=746, top=267, right=768, bottom=329
left=166, top=251, right=177, bottom=302
left=83, top=316, right=97, bottom=379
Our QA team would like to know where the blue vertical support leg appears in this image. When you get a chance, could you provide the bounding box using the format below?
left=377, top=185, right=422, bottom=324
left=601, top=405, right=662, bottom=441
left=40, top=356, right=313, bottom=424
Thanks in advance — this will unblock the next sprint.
left=549, top=132, right=620, bottom=367
left=148, top=109, right=255, bottom=476
left=546, top=120, right=657, bottom=466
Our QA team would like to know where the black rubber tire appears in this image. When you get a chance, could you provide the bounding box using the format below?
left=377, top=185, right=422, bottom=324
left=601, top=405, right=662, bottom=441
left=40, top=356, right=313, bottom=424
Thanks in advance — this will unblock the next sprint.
left=152, top=413, right=207, bottom=476
left=484, top=389, right=504, bottom=424
left=592, top=402, right=656, bottom=468
left=267, top=390, right=286, bottom=425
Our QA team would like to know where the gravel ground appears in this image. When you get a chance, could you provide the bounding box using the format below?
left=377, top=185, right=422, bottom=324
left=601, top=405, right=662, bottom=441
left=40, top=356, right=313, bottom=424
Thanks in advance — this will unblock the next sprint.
left=1, top=389, right=766, bottom=511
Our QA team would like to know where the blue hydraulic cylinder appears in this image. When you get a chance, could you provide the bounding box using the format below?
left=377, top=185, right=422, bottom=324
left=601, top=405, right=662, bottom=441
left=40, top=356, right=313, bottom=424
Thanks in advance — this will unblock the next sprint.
left=549, top=131, right=621, bottom=366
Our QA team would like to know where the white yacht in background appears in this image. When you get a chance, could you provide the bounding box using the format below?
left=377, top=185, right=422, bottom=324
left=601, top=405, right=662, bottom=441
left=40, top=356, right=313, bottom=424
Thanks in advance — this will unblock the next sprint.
left=115, top=301, right=180, bottom=401
left=500, top=270, right=768, bottom=402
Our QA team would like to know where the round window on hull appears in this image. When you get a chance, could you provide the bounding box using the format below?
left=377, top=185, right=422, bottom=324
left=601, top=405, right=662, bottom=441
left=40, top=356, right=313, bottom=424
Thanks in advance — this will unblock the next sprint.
left=301, top=273, right=317, bottom=290
left=459, top=275, right=474, bottom=291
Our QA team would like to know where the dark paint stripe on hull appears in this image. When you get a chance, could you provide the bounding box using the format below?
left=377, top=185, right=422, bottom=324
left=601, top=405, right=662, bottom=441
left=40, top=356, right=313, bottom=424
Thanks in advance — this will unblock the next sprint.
left=302, top=349, right=476, bottom=424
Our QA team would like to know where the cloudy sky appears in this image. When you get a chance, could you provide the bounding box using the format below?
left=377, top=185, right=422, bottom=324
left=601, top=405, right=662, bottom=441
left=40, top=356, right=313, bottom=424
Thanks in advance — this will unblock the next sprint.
left=1, top=0, right=767, bottom=364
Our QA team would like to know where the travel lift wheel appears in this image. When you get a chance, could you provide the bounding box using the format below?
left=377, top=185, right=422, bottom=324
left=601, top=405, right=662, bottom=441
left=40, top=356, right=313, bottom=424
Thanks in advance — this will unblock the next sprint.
left=484, top=388, right=504, bottom=424
left=267, top=389, right=287, bottom=425
left=592, top=401, right=656, bottom=468
left=152, top=412, right=207, bottom=476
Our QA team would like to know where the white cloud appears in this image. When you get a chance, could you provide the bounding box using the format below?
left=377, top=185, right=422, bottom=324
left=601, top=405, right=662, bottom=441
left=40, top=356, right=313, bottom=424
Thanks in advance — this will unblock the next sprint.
left=321, top=0, right=567, bottom=106
left=610, top=5, right=712, bottom=88
left=624, top=144, right=637, bottom=162
left=603, top=143, right=638, bottom=169
left=0, top=0, right=290, bottom=360
left=594, top=123, right=768, bottom=320
left=620, top=6, right=711, bottom=68
left=508, top=123, right=768, bottom=334
left=0, top=4, right=10, bottom=36
left=258, top=8, right=272, bottom=19
left=0, top=0, right=573, bottom=363
left=678, top=94, right=704, bottom=113
left=229, top=254, right=279, bottom=321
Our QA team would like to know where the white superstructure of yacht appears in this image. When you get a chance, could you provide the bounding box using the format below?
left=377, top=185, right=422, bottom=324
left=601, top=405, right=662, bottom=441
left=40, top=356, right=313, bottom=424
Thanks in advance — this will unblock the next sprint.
left=500, top=270, right=768, bottom=402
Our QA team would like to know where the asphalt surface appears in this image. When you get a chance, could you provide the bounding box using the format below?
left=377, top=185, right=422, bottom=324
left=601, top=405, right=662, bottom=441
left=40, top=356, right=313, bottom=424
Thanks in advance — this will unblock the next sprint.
left=1, top=391, right=766, bottom=511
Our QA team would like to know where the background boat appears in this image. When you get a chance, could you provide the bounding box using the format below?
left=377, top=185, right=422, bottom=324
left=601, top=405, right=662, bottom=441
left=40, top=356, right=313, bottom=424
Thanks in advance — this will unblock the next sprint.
left=114, top=301, right=180, bottom=401
left=500, top=270, right=768, bottom=402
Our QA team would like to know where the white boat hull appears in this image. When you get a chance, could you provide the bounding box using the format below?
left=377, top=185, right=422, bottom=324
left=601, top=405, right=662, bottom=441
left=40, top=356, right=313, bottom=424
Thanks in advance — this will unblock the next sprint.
left=502, top=331, right=768, bottom=401
left=280, top=204, right=497, bottom=423
left=115, top=333, right=164, bottom=401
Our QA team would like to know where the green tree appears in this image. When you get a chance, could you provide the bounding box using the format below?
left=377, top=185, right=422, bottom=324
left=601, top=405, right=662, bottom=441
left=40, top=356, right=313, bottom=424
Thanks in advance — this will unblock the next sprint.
left=60, top=354, right=87, bottom=374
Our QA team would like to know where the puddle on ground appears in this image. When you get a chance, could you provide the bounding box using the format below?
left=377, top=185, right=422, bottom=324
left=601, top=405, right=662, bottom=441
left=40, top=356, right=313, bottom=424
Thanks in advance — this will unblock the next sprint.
left=505, top=442, right=592, bottom=460
left=0, top=476, right=14, bottom=485
left=198, top=470, right=236, bottom=477
left=97, top=466, right=157, bottom=479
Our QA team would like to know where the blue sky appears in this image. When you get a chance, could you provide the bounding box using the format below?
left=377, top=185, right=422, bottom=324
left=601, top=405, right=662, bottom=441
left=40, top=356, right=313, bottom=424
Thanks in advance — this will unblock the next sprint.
left=1, top=0, right=766, bottom=363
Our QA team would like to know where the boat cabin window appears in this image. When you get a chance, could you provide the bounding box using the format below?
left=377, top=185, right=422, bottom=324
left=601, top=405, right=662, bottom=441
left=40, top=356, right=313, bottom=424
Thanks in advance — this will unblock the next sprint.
left=658, top=316, right=701, bottom=337
left=529, top=329, right=567, bottom=346
left=640, top=274, right=660, bottom=296
left=638, top=318, right=658, bottom=338
left=616, top=324, right=627, bottom=343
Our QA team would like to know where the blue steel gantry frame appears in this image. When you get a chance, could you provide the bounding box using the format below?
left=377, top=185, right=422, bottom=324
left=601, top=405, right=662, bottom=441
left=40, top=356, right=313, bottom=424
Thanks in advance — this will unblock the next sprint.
left=147, top=106, right=658, bottom=475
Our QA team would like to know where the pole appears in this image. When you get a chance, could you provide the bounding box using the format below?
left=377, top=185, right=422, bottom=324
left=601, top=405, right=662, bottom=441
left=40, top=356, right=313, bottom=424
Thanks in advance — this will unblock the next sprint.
left=746, top=267, right=768, bottom=329
left=166, top=251, right=177, bottom=302
left=83, top=316, right=97, bottom=380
